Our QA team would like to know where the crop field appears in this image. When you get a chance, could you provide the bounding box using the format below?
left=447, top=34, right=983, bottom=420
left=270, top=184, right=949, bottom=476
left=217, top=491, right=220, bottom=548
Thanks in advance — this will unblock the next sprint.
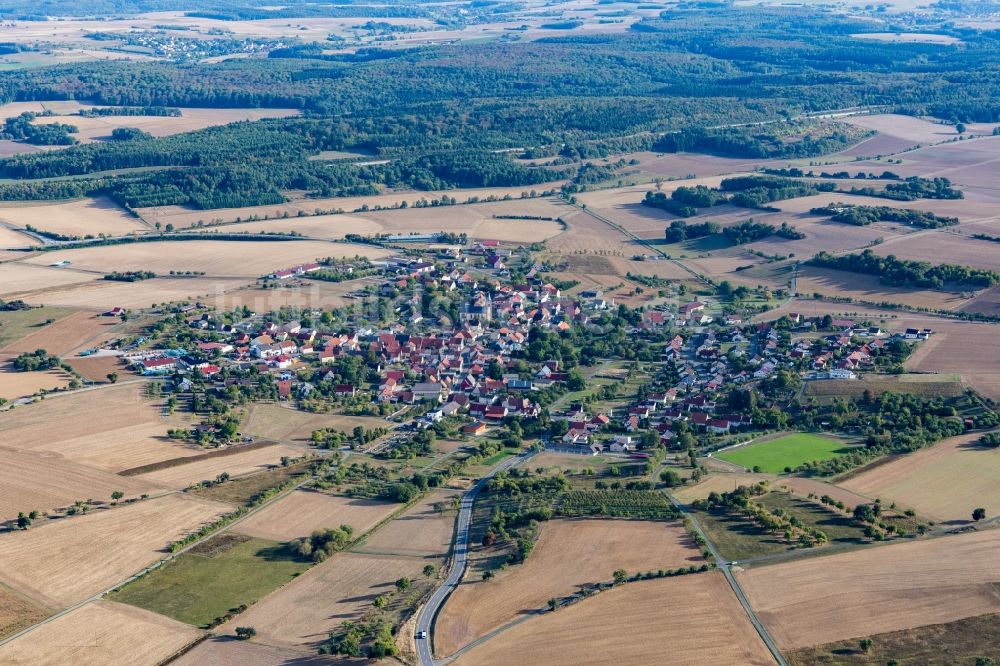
left=672, top=472, right=772, bottom=503
left=435, top=518, right=704, bottom=656
left=216, top=551, right=432, bottom=648
left=0, top=198, right=147, bottom=238
left=112, top=534, right=311, bottom=628
left=716, top=433, right=854, bottom=474
left=172, top=636, right=332, bottom=666
left=214, top=280, right=362, bottom=312
left=0, top=225, right=34, bottom=248
left=795, top=266, right=972, bottom=311
left=0, top=600, right=201, bottom=666
left=0, top=310, right=120, bottom=356
left=873, top=228, right=1000, bottom=271
left=852, top=136, right=1000, bottom=194
left=904, top=319, right=1000, bottom=401
left=0, top=306, right=78, bottom=349
left=747, top=216, right=894, bottom=258
left=0, top=264, right=97, bottom=301
left=0, top=585, right=49, bottom=641
left=777, top=477, right=871, bottom=510
left=453, top=572, right=775, bottom=665
left=22, top=276, right=252, bottom=310
left=842, top=114, right=963, bottom=148
left=134, top=442, right=309, bottom=490
left=21, top=240, right=389, bottom=278
left=0, top=446, right=156, bottom=522
left=235, top=490, right=397, bottom=543
left=0, top=494, right=228, bottom=608
left=63, top=355, right=125, bottom=382
left=136, top=184, right=569, bottom=229
left=0, top=364, right=71, bottom=400
left=0, top=383, right=202, bottom=472
left=354, top=488, right=459, bottom=558
left=737, top=528, right=1000, bottom=651
left=961, top=283, right=1000, bottom=317
left=241, top=403, right=391, bottom=443
left=805, top=374, right=966, bottom=400
left=839, top=432, right=1000, bottom=522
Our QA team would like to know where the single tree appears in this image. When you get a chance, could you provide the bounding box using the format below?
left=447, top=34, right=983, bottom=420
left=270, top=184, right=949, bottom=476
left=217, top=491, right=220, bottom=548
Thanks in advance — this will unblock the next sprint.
left=613, top=569, right=628, bottom=585
left=16, top=512, right=31, bottom=529
left=422, top=564, right=436, bottom=578
left=106, top=372, right=118, bottom=384
left=859, top=638, right=873, bottom=653
left=395, top=577, right=411, bottom=592
left=235, top=626, right=256, bottom=640
left=111, top=491, right=124, bottom=502
left=973, top=507, right=987, bottom=522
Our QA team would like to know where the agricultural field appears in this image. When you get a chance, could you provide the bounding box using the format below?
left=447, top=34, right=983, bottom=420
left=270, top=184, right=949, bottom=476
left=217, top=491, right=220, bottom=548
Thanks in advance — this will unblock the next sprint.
left=63, top=355, right=125, bottom=382
left=355, top=488, right=459, bottom=558
left=21, top=276, right=252, bottom=311
left=216, top=551, right=433, bottom=648
left=186, top=459, right=313, bottom=506
left=171, top=636, right=333, bottom=666
left=0, top=310, right=121, bottom=356
left=241, top=403, right=392, bottom=443
left=21, top=240, right=390, bottom=278
left=0, top=494, right=228, bottom=608
left=839, top=431, right=1000, bottom=522
left=737, top=528, right=1000, bottom=651
left=795, top=266, right=973, bottom=311
left=234, top=490, right=398, bottom=543
left=871, top=230, right=1000, bottom=272
left=0, top=600, right=201, bottom=666
left=112, top=534, right=311, bottom=628
left=0, top=585, right=49, bottom=641
left=134, top=442, right=309, bottom=490
left=672, top=472, right=772, bottom=503
left=453, top=573, right=775, bottom=665
left=0, top=446, right=156, bottom=522
left=435, top=518, right=704, bottom=656
left=715, top=433, right=855, bottom=474
left=804, top=374, right=966, bottom=400
left=0, top=198, right=147, bottom=239
left=0, top=362, right=71, bottom=400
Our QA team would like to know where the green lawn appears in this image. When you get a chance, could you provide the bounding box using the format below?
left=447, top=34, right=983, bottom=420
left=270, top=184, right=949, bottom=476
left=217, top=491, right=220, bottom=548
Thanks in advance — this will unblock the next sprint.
left=112, top=535, right=310, bottom=627
left=717, top=433, right=853, bottom=474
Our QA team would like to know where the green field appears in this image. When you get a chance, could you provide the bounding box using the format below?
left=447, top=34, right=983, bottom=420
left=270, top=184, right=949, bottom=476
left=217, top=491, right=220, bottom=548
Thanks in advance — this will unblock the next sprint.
left=112, top=534, right=310, bottom=627
left=0, top=307, right=77, bottom=348
left=716, top=433, right=853, bottom=474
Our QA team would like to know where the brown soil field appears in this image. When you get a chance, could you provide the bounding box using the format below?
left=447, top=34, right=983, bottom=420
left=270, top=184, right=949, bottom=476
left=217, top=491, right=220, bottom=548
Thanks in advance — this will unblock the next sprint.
left=213, top=279, right=363, bottom=312
left=629, top=152, right=783, bottom=178
left=795, top=266, right=971, bottom=311
left=0, top=494, right=228, bottom=608
left=242, top=403, right=392, bottom=443
left=852, top=136, right=1000, bottom=196
left=0, top=364, right=71, bottom=400
left=1, top=310, right=121, bottom=356
left=22, top=240, right=389, bottom=278
left=871, top=230, right=1000, bottom=272
left=747, top=217, right=894, bottom=258
left=0, top=382, right=202, bottom=473
left=0, top=600, right=201, bottom=666
left=235, top=490, right=398, bottom=543
left=0, top=264, right=96, bottom=300
left=64, top=355, right=126, bottom=382
left=354, top=489, right=459, bottom=558
left=135, top=442, right=310, bottom=490
left=839, top=432, right=1000, bottom=522
left=0, top=225, right=35, bottom=248
left=172, top=636, right=336, bottom=666
left=673, top=472, right=773, bottom=502
left=0, top=584, right=49, bottom=641
left=0, top=198, right=146, bottom=238
left=737, top=528, right=1000, bottom=651
left=961, top=284, right=1000, bottom=317
left=33, top=107, right=299, bottom=143
left=842, top=114, right=961, bottom=147
left=136, top=185, right=568, bottom=229
left=454, top=572, right=776, bottom=666
left=21, top=276, right=252, bottom=310
left=436, top=518, right=705, bottom=656
left=217, top=551, right=431, bottom=648
left=0, top=445, right=157, bottom=522
left=773, top=191, right=1000, bottom=221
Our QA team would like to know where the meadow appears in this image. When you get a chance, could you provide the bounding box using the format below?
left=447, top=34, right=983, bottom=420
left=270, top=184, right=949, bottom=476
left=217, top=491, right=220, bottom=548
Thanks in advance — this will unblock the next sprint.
left=716, top=433, right=854, bottom=474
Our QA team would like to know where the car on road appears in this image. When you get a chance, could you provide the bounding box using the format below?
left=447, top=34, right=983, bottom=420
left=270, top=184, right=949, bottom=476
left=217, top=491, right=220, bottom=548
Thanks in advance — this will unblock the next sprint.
left=415, top=631, right=428, bottom=639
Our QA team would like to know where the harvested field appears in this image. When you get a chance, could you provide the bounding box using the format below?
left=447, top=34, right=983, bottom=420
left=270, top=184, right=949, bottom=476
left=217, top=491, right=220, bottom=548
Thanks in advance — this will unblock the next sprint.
left=0, top=364, right=71, bottom=400
left=22, top=240, right=389, bottom=278
left=0, top=198, right=146, bottom=238
left=961, top=283, right=1000, bottom=317
left=217, top=551, right=431, bottom=648
left=0, top=225, right=35, bottom=248
left=746, top=217, right=892, bottom=258
left=872, top=230, right=1000, bottom=272
left=737, top=528, right=1000, bottom=651
left=22, top=276, right=251, bottom=310
left=235, top=490, right=397, bottom=543
left=0, top=585, right=49, bottom=641
left=842, top=114, right=960, bottom=148
left=454, top=572, right=775, bottom=666
left=435, top=518, right=704, bottom=656
left=796, top=266, right=971, bottom=311
left=630, top=151, right=781, bottom=178
left=136, top=185, right=568, bottom=229
left=0, top=494, right=228, bottom=608
left=172, top=636, right=334, bottom=666
left=0, top=600, right=201, bottom=666
left=64, top=355, right=125, bottom=382
left=0, top=310, right=120, bottom=356
left=135, top=442, right=310, bottom=490
left=0, top=383, right=202, bottom=472
left=214, top=280, right=362, bottom=312
left=672, top=472, right=772, bottom=503
left=805, top=375, right=965, bottom=399
left=851, top=32, right=961, bottom=44
left=852, top=136, right=1000, bottom=196
left=775, top=477, right=871, bottom=510
left=354, top=489, right=459, bottom=558
left=242, top=403, right=392, bottom=443
left=0, top=264, right=96, bottom=301
left=839, top=432, right=1000, bottom=522
left=0, top=446, right=156, bottom=522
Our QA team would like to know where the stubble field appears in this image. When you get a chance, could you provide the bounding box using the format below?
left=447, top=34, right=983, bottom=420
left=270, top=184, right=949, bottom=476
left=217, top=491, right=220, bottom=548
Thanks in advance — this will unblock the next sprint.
left=134, top=442, right=310, bottom=490
left=0, top=198, right=147, bottom=239
left=435, top=518, right=705, bottom=656
left=354, top=488, right=459, bottom=558
left=241, top=403, right=392, bottom=443
left=0, top=310, right=121, bottom=356
left=453, top=572, right=776, bottom=666
left=235, top=490, right=398, bottom=542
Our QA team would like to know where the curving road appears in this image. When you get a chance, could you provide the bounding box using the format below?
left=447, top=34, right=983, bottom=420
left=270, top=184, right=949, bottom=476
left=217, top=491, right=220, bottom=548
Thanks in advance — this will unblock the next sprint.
left=416, top=450, right=535, bottom=666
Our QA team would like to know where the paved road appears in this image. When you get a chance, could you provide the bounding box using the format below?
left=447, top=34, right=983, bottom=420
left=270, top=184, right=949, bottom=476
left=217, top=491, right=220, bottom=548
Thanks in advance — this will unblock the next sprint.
left=416, top=450, right=536, bottom=666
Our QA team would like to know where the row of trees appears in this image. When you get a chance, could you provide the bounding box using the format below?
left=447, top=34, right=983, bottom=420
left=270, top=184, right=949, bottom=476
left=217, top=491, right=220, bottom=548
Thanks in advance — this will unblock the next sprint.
left=809, top=249, right=1000, bottom=290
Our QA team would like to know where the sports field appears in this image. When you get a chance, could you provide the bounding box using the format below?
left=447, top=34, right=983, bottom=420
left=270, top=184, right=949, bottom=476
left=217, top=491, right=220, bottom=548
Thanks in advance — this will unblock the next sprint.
left=716, top=433, right=853, bottom=474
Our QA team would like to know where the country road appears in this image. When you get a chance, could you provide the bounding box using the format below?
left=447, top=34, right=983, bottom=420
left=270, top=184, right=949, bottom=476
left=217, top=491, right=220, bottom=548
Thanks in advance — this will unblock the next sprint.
left=416, top=450, right=536, bottom=666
